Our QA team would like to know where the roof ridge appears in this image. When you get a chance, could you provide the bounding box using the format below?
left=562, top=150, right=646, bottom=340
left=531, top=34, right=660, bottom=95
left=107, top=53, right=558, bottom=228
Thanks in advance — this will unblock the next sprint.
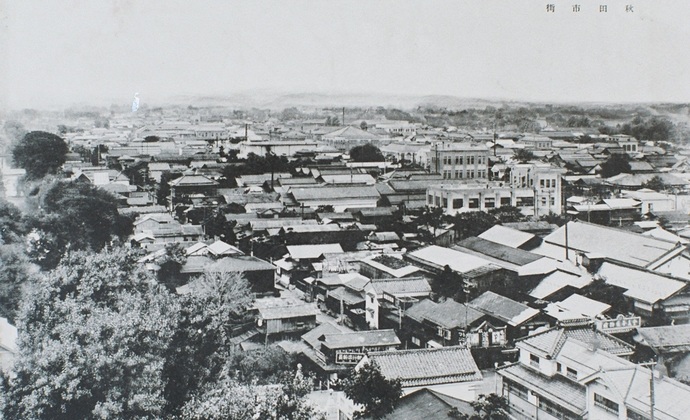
left=370, top=345, right=468, bottom=356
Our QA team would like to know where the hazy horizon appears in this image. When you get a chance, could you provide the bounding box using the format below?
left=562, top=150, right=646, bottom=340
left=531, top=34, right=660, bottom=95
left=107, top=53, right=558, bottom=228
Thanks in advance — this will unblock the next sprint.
left=3, top=0, right=690, bottom=110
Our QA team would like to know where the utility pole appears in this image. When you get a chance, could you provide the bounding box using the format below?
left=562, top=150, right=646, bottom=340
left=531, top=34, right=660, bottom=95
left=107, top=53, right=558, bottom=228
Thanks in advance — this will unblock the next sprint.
left=342, top=107, right=345, bottom=126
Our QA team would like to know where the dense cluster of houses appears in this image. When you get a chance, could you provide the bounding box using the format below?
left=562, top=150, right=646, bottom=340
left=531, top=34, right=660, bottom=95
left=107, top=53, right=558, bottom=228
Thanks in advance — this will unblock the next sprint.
left=6, top=110, right=690, bottom=419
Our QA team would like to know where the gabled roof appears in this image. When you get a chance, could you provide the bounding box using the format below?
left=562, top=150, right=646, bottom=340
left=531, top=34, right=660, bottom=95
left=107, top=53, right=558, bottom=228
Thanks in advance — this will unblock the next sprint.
left=498, top=363, right=586, bottom=415
left=541, top=221, right=682, bottom=268
left=546, top=294, right=610, bottom=319
left=322, top=126, right=380, bottom=140
left=380, top=388, right=474, bottom=420
left=635, top=324, right=690, bottom=353
left=596, top=261, right=686, bottom=305
left=168, top=174, right=219, bottom=187
left=516, top=326, right=634, bottom=359
left=478, top=225, right=537, bottom=249
left=257, top=303, right=319, bottom=320
left=301, top=322, right=353, bottom=350
left=371, top=277, right=432, bottom=297
left=290, top=185, right=380, bottom=201
left=287, top=243, right=344, bottom=260
left=469, top=291, right=540, bottom=327
left=405, top=245, right=493, bottom=275
left=321, top=329, right=400, bottom=350
left=366, top=346, right=482, bottom=388
left=581, top=366, right=690, bottom=420
left=405, top=299, right=485, bottom=330
left=528, top=269, right=593, bottom=300
left=454, top=237, right=543, bottom=267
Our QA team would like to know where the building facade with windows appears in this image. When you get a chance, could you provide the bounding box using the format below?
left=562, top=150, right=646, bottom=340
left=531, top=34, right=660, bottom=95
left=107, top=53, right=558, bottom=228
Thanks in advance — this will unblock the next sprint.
left=429, top=142, right=490, bottom=180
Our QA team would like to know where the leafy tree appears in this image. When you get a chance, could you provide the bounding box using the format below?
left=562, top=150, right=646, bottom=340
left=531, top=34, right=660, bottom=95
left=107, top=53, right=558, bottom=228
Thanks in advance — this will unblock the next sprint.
left=325, top=116, right=340, bottom=126
left=162, top=269, right=253, bottom=415
left=343, top=361, right=402, bottom=419
left=432, top=265, right=466, bottom=302
left=539, top=212, right=568, bottom=227
left=450, top=393, right=510, bottom=419
left=599, top=154, right=631, bottom=178
left=1, top=248, right=178, bottom=419
left=451, top=211, right=498, bottom=240
left=350, top=143, right=384, bottom=162
left=360, top=120, right=368, bottom=131
left=179, top=366, right=323, bottom=420
left=12, top=131, right=69, bottom=179
left=157, top=171, right=182, bottom=206
left=27, top=181, right=125, bottom=269
left=512, top=148, right=535, bottom=163
left=0, top=244, right=36, bottom=323
left=156, top=243, right=188, bottom=289
left=0, top=199, right=28, bottom=244
left=641, top=175, right=668, bottom=192
left=488, top=206, right=525, bottom=223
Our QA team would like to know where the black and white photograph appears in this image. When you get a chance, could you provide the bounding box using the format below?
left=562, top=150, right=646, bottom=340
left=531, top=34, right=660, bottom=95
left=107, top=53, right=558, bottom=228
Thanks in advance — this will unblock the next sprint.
left=1, top=0, right=690, bottom=418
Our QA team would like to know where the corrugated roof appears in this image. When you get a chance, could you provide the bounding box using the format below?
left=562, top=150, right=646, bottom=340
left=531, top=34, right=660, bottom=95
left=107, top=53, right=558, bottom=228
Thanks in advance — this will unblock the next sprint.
left=287, top=244, right=344, bottom=260
left=455, top=237, right=543, bottom=266
left=406, top=245, right=492, bottom=274
left=543, top=221, right=681, bottom=268
left=367, top=346, right=482, bottom=387
left=478, top=225, right=536, bottom=249
left=597, top=262, right=686, bottom=304
left=405, top=299, right=485, bottom=330
left=469, top=291, right=539, bottom=327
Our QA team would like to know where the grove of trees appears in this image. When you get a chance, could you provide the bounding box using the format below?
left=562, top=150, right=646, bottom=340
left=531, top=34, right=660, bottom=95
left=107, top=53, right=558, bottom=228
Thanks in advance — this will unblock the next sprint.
left=12, top=131, right=69, bottom=180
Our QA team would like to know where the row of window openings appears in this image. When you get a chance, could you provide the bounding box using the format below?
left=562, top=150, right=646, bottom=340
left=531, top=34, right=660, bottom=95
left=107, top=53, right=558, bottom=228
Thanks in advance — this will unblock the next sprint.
left=442, top=170, right=486, bottom=179
left=430, top=196, right=515, bottom=209
left=441, top=156, right=485, bottom=165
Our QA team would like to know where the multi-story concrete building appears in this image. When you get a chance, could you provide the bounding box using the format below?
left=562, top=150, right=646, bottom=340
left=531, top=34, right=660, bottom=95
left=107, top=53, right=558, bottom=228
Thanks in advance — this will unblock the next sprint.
left=427, top=163, right=565, bottom=216
left=428, top=142, right=490, bottom=180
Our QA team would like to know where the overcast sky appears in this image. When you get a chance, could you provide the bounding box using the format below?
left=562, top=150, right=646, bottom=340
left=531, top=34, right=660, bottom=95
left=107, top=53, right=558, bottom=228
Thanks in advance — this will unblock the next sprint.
left=2, top=0, right=689, bottom=109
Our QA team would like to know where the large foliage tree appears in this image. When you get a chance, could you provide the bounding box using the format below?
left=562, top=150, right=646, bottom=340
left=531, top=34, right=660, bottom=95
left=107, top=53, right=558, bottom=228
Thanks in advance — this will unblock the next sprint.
left=12, top=131, right=69, bottom=179
left=451, top=211, right=498, bottom=240
left=1, top=248, right=178, bottom=419
left=0, top=244, right=36, bottom=323
left=350, top=143, right=384, bottom=162
left=343, top=361, right=402, bottom=419
left=599, top=154, right=631, bottom=178
left=26, top=181, right=127, bottom=269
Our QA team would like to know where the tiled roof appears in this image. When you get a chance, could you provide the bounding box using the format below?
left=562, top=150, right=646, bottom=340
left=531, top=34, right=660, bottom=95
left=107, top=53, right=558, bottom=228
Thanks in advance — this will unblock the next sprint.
left=368, top=346, right=482, bottom=387
left=169, top=174, right=219, bottom=187
left=517, top=327, right=633, bottom=358
left=635, top=324, right=690, bottom=353
left=405, top=299, right=484, bottom=330
left=257, top=303, right=319, bottom=320
left=287, top=244, right=344, bottom=260
left=498, top=363, right=586, bottom=415
left=290, top=185, right=380, bottom=201
left=372, top=277, right=431, bottom=296
left=469, top=291, right=539, bottom=327
left=207, top=255, right=276, bottom=273
left=327, top=287, right=364, bottom=306
left=322, top=329, right=400, bottom=350
left=380, top=388, right=474, bottom=420
left=301, top=322, right=353, bottom=350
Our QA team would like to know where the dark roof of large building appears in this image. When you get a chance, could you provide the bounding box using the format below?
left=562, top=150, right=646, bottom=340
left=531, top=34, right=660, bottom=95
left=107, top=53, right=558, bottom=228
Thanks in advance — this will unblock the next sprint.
left=380, top=388, right=474, bottom=420
left=290, top=185, right=380, bottom=201
left=469, top=291, right=540, bottom=327
left=455, top=237, right=543, bottom=266
left=367, top=346, right=482, bottom=387
left=635, top=324, right=690, bottom=353
left=405, top=299, right=485, bottom=330
left=321, top=329, right=400, bottom=350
